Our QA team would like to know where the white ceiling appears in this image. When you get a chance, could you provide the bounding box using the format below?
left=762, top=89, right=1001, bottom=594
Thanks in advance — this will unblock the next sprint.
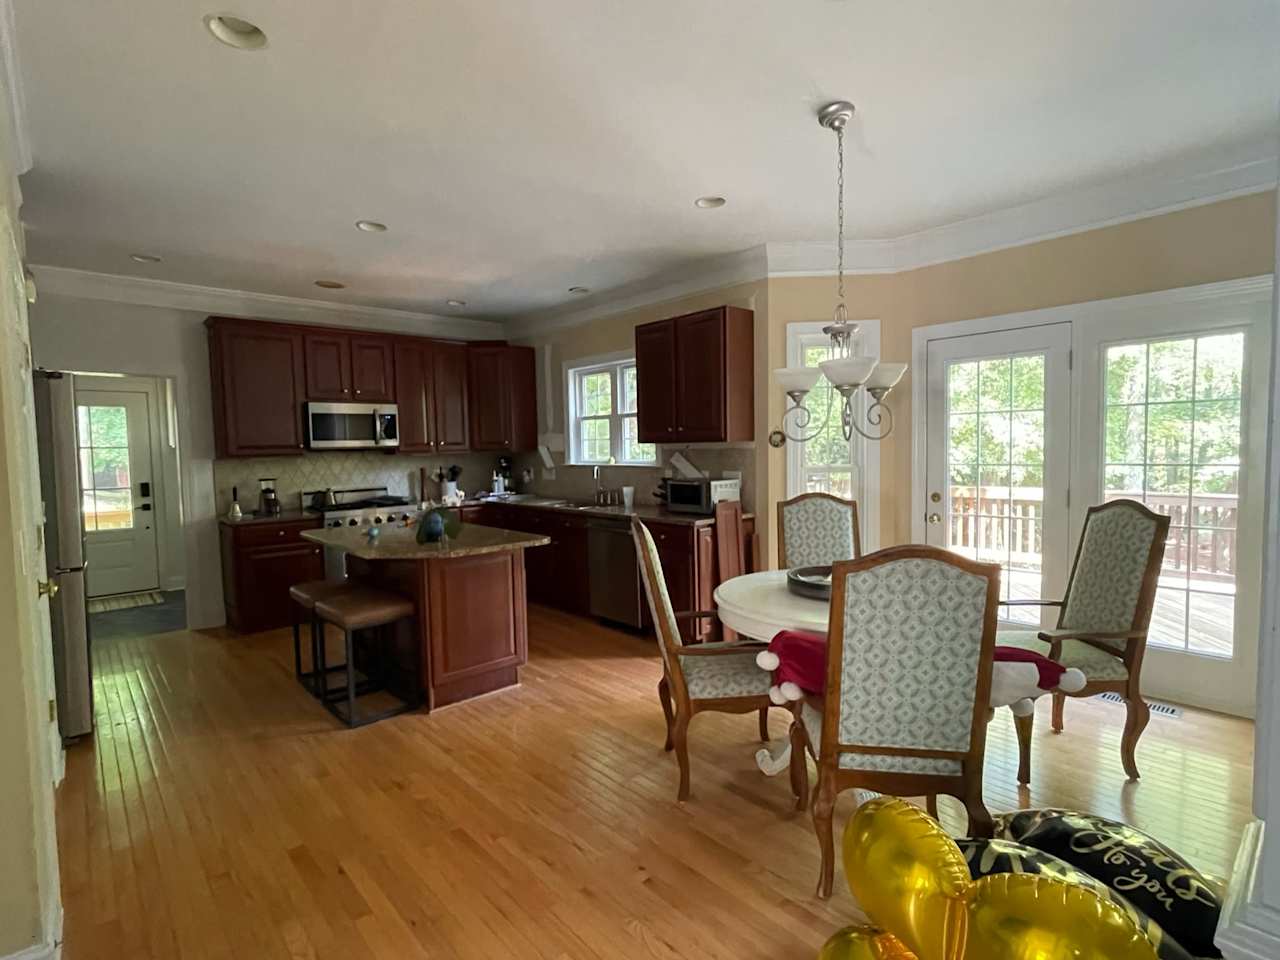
left=11, top=0, right=1279, bottom=322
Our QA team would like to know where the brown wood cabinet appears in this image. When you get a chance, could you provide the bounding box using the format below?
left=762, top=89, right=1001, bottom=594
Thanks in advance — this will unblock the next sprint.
left=393, top=338, right=473, bottom=454
left=432, top=341, right=471, bottom=452
left=219, top=518, right=324, bottom=632
left=208, top=317, right=307, bottom=457
left=634, top=306, right=754, bottom=443
left=467, top=344, right=537, bottom=452
left=304, top=331, right=395, bottom=402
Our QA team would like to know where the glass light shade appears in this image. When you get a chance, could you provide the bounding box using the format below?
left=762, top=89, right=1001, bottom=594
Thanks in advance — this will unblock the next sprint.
left=818, top=355, right=877, bottom=389
left=865, top=362, right=907, bottom=390
left=773, top=367, right=821, bottom=394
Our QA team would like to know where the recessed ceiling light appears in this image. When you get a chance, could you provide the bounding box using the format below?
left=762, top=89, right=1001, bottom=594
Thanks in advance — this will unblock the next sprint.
left=694, top=196, right=726, bottom=209
left=568, top=286, right=590, bottom=295
left=203, top=14, right=268, bottom=50
left=129, top=253, right=162, bottom=264
left=314, top=280, right=345, bottom=290
left=446, top=299, right=467, bottom=308
left=355, top=220, right=387, bottom=233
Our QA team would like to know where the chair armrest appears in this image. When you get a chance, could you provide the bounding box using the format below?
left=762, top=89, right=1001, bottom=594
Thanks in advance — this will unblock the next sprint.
left=673, top=609, right=719, bottom=621
left=1038, top=628, right=1145, bottom=643
left=678, top=641, right=769, bottom=656
left=1000, top=599, right=1064, bottom=607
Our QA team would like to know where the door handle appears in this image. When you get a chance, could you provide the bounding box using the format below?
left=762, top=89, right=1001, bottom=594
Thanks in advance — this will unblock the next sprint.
left=928, top=513, right=941, bottom=524
left=138, top=503, right=153, bottom=511
left=38, top=579, right=59, bottom=599
left=139, top=481, right=151, bottom=497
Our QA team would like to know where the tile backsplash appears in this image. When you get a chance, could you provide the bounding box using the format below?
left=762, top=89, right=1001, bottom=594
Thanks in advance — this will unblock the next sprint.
left=213, top=446, right=755, bottom=515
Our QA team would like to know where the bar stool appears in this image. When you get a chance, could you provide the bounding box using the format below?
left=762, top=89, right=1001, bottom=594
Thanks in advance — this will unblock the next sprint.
left=313, top=588, right=419, bottom=728
left=289, top=579, right=352, bottom=696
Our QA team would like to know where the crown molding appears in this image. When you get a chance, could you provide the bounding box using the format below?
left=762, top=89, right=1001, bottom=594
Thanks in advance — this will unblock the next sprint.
left=0, top=0, right=31, bottom=178
left=504, top=245, right=767, bottom=340
left=30, top=265, right=507, bottom=339
left=768, top=142, right=1278, bottom=276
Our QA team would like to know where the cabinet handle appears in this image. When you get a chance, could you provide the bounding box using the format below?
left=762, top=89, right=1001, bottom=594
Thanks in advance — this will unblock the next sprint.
left=355, top=389, right=362, bottom=395
left=278, top=530, right=285, bottom=536
left=313, top=549, right=320, bottom=555
left=343, top=388, right=350, bottom=394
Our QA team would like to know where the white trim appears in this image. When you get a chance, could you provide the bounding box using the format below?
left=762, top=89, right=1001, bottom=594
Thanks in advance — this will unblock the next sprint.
left=0, top=942, right=58, bottom=960
left=29, top=266, right=505, bottom=340
left=910, top=275, right=1274, bottom=543
left=1218, top=822, right=1280, bottom=959
left=0, top=0, right=31, bottom=177
left=508, top=246, right=767, bottom=340
left=783, top=319, right=881, bottom=553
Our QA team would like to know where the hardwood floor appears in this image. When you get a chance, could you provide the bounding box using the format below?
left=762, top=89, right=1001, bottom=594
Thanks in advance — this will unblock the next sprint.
left=57, top=606, right=1255, bottom=959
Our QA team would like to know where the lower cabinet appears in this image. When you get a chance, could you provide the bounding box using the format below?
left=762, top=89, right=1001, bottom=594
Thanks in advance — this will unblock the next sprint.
left=645, top=520, right=716, bottom=643
left=220, top=519, right=324, bottom=633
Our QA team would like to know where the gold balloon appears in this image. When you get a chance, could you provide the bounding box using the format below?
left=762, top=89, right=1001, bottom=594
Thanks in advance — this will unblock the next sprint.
left=818, top=926, right=915, bottom=960
left=825, top=797, right=1160, bottom=960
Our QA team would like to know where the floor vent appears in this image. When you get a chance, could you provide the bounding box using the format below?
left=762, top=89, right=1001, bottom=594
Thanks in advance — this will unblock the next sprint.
left=1096, top=691, right=1182, bottom=719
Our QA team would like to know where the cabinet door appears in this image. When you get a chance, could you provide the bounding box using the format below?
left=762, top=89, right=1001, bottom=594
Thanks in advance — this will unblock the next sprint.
left=468, top=346, right=513, bottom=451
left=508, top=346, right=538, bottom=452
left=240, top=542, right=324, bottom=632
left=634, top=319, right=676, bottom=443
left=431, top=341, right=471, bottom=452
left=675, top=310, right=726, bottom=441
left=649, top=522, right=696, bottom=642
left=304, top=333, right=351, bottom=401
left=211, top=322, right=306, bottom=456
left=394, top=341, right=434, bottom=453
left=350, top=335, right=395, bottom=401
left=556, top=517, right=591, bottom=614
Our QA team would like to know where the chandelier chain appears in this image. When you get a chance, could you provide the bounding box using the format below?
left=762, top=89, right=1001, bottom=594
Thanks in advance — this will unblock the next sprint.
left=836, top=125, right=845, bottom=304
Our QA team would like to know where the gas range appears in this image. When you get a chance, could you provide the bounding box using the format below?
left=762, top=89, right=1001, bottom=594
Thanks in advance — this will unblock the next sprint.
left=301, top=486, right=416, bottom=530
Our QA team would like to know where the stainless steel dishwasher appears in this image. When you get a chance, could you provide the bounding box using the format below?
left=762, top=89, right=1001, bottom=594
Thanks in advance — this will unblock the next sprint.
left=587, top=520, right=650, bottom=629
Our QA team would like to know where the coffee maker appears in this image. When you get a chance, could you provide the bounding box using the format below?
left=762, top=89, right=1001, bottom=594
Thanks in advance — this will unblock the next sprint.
left=258, top=477, right=281, bottom=516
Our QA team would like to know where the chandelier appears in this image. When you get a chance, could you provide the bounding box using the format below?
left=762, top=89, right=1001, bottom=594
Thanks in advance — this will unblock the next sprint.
left=773, top=101, right=906, bottom=443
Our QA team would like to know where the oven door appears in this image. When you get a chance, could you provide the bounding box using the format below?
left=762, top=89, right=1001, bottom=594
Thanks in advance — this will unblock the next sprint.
left=306, top=402, right=400, bottom=449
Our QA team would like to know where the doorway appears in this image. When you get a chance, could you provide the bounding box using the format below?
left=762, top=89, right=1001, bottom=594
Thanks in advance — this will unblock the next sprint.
left=913, top=278, right=1272, bottom=716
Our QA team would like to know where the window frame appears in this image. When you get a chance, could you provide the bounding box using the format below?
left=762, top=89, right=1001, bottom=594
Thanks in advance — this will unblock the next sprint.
left=565, top=353, right=658, bottom=467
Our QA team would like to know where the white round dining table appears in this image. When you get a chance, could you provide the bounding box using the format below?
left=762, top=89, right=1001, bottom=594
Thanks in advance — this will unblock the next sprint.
left=713, top=570, right=827, bottom=775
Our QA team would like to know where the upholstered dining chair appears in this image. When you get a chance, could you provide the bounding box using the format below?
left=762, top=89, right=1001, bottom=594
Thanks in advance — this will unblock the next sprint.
left=633, top=517, right=775, bottom=801
left=776, top=492, right=862, bottom=569
left=788, top=545, right=1002, bottom=898
left=999, top=499, right=1170, bottom=783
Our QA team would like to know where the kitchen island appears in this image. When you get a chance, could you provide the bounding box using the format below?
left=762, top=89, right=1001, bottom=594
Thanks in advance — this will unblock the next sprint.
left=301, top=523, right=549, bottom=708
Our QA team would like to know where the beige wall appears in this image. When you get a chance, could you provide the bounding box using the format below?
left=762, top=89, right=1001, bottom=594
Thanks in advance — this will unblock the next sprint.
left=767, top=191, right=1277, bottom=551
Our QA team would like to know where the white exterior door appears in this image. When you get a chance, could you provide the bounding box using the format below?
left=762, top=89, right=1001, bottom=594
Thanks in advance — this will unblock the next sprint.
left=923, top=324, right=1073, bottom=627
left=75, top=384, right=160, bottom=596
left=1071, top=290, right=1271, bottom=715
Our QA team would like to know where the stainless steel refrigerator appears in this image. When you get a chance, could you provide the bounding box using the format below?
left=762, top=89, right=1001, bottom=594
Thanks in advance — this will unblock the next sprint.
left=33, top=370, right=93, bottom=740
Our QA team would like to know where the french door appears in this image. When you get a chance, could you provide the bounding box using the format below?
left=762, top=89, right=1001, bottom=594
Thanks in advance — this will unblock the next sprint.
left=74, top=383, right=160, bottom=597
left=924, top=324, right=1073, bottom=626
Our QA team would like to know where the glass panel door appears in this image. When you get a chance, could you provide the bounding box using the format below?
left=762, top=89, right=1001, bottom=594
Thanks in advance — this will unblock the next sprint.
left=925, top=324, right=1072, bottom=626
left=1102, top=332, right=1245, bottom=657
left=77, top=404, right=134, bottom=531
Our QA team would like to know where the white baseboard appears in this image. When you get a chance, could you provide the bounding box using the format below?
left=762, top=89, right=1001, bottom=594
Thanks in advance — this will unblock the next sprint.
left=1217, top=820, right=1280, bottom=959
left=2, top=940, right=58, bottom=960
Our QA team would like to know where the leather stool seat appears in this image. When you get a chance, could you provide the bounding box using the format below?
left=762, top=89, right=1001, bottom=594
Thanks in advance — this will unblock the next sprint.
left=289, top=578, right=350, bottom=610
left=314, top=589, right=414, bottom=631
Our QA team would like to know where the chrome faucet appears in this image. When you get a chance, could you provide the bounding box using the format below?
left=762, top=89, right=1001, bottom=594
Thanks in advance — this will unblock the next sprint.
left=593, top=465, right=604, bottom=504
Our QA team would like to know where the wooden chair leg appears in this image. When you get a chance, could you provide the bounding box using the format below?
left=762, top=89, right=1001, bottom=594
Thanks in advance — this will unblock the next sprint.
left=812, top=775, right=837, bottom=899
left=1051, top=691, right=1066, bottom=733
left=1014, top=710, right=1034, bottom=785
left=962, top=777, right=994, bottom=839
left=672, top=714, right=692, bottom=802
left=1121, top=693, right=1151, bottom=781
left=657, top=676, right=674, bottom=752
left=788, top=719, right=810, bottom=812
left=758, top=706, right=770, bottom=743
left=926, top=794, right=939, bottom=819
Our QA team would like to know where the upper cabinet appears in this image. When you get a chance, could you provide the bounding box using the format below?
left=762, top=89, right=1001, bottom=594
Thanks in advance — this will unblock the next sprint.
left=634, top=306, right=754, bottom=443
left=394, top=338, right=472, bottom=454
left=207, top=317, right=307, bottom=457
left=467, top=344, right=537, bottom=452
left=304, top=331, right=395, bottom=402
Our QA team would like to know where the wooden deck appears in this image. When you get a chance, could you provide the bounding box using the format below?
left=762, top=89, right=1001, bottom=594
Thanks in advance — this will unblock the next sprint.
left=56, top=606, right=1255, bottom=959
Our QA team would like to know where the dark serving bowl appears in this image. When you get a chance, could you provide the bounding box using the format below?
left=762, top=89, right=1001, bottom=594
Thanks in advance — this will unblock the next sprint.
left=786, top=565, right=833, bottom=601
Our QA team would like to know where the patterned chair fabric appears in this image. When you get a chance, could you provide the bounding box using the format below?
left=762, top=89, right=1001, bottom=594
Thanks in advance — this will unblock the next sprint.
left=998, top=631, right=1130, bottom=682
left=781, top=497, right=858, bottom=569
left=801, top=703, right=963, bottom=775
left=633, top=521, right=681, bottom=674
left=1058, top=504, right=1163, bottom=652
left=682, top=645, right=775, bottom=700
left=832, top=557, right=990, bottom=759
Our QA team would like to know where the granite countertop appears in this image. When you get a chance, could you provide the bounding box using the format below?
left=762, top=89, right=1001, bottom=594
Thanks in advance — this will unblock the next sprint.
left=460, top=496, right=752, bottom=526
left=219, top=509, right=319, bottom=527
left=301, top=523, right=549, bottom=560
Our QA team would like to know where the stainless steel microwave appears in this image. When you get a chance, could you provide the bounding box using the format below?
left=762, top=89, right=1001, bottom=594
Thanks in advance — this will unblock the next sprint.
left=305, top=402, right=400, bottom=449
